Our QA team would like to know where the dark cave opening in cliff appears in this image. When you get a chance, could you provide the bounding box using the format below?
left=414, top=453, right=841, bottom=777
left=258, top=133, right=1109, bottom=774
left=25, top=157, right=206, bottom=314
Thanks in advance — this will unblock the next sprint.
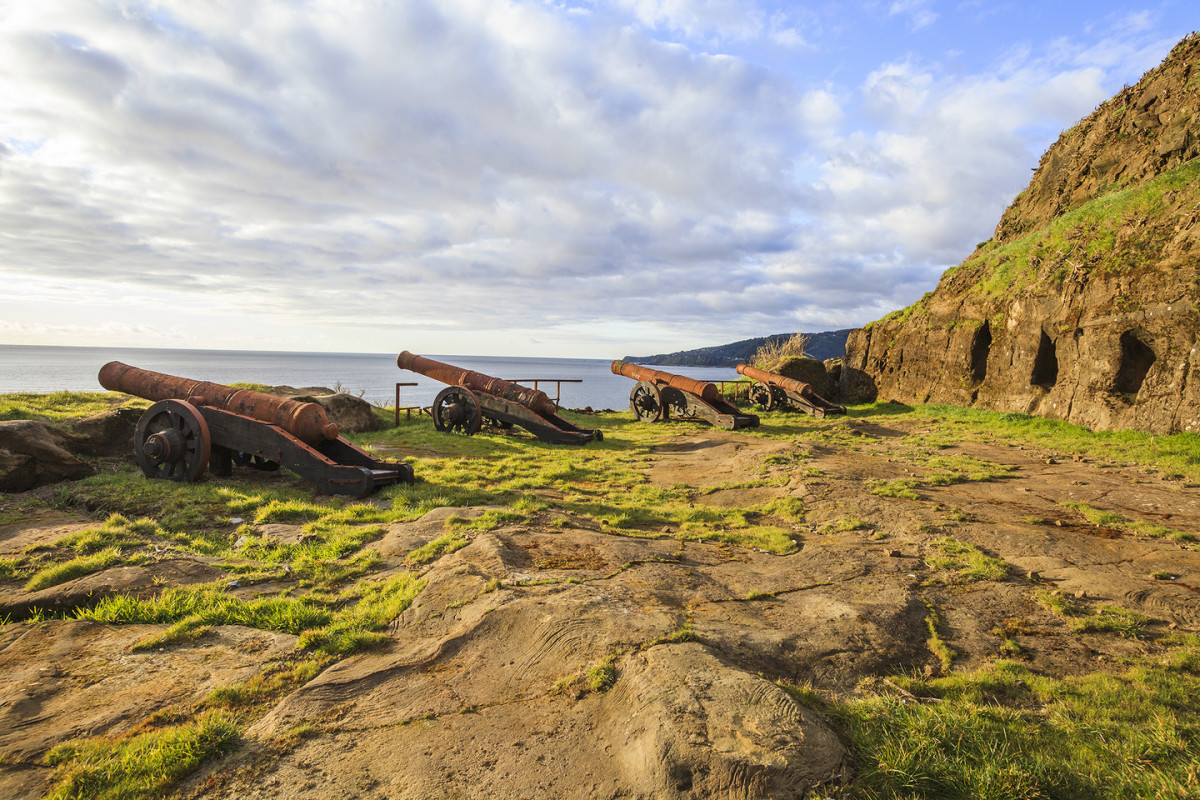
left=1114, top=330, right=1156, bottom=395
left=969, top=322, right=992, bottom=384
left=1031, top=330, right=1058, bottom=388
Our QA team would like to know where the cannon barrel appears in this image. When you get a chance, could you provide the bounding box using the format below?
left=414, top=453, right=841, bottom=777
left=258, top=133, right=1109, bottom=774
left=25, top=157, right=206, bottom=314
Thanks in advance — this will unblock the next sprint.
left=736, top=363, right=815, bottom=399
left=397, top=351, right=557, bottom=417
left=610, top=360, right=719, bottom=403
left=98, top=361, right=339, bottom=446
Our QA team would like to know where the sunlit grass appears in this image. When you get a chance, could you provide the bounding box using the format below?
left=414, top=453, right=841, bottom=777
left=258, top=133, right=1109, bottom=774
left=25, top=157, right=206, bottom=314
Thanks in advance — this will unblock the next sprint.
left=43, top=710, right=239, bottom=800
left=820, top=638, right=1200, bottom=799
left=924, top=537, right=1010, bottom=584
left=0, top=390, right=146, bottom=423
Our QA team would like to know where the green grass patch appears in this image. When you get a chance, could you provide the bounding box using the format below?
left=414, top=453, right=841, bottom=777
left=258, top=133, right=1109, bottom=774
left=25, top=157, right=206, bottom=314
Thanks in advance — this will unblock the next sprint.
left=962, top=158, right=1200, bottom=302
left=925, top=602, right=955, bottom=674
left=1071, top=604, right=1152, bottom=639
left=43, top=710, right=238, bottom=800
left=25, top=547, right=147, bottom=592
left=1061, top=501, right=1196, bottom=542
left=0, top=391, right=144, bottom=423
left=298, top=574, right=424, bottom=655
left=925, top=537, right=1009, bottom=583
left=829, top=642, right=1200, bottom=800
left=405, top=531, right=471, bottom=566
left=52, top=514, right=161, bottom=553
left=867, top=479, right=921, bottom=500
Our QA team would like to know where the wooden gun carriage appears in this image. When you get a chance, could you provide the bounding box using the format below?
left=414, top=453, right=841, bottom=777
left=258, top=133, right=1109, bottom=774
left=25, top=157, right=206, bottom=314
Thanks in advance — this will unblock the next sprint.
left=99, top=362, right=414, bottom=497
left=736, top=363, right=847, bottom=418
left=397, top=351, right=602, bottom=444
left=610, top=360, right=759, bottom=430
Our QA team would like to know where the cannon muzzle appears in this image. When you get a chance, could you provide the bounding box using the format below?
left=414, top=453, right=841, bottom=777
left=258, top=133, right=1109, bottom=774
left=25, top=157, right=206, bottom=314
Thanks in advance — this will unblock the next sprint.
left=397, top=350, right=557, bottom=417
left=99, top=361, right=339, bottom=446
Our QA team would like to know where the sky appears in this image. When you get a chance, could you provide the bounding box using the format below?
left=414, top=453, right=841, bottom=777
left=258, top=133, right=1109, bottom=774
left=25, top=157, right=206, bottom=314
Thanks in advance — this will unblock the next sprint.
left=0, top=1, right=1195, bottom=359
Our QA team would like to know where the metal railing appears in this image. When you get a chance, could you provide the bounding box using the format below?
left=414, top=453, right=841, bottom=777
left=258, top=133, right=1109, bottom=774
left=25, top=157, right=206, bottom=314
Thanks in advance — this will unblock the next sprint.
left=507, top=378, right=582, bottom=409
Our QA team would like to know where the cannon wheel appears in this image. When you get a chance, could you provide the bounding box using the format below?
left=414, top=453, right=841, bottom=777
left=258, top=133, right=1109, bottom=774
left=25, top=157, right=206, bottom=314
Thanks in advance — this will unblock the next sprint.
left=748, top=382, right=774, bottom=410
left=630, top=381, right=665, bottom=422
left=135, top=399, right=211, bottom=482
left=432, top=386, right=483, bottom=435
left=233, top=452, right=282, bottom=471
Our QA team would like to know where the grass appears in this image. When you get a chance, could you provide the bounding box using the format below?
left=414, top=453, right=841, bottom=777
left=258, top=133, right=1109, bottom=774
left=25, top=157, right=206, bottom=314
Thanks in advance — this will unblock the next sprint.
left=826, top=639, right=1200, bottom=800
left=1036, top=590, right=1154, bottom=639
left=43, top=710, right=239, bottom=800
left=924, top=537, right=1010, bottom=584
left=1061, top=501, right=1197, bottom=543
left=924, top=602, right=955, bottom=674
left=0, top=390, right=145, bottom=423
left=25, top=547, right=149, bottom=592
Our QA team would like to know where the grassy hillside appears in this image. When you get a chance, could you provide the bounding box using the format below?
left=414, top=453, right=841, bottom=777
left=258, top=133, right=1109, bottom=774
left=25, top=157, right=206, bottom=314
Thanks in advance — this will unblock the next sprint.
left=626, top=329, right=853, bottom=367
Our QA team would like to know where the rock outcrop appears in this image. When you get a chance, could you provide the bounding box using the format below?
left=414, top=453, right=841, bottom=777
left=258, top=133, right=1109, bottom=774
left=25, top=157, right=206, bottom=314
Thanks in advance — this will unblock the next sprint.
left=290, top=393, right=382, bottom=433
left=0, top=421, right=94, bottom=492
left=844, top=34, right=1200, bottom=433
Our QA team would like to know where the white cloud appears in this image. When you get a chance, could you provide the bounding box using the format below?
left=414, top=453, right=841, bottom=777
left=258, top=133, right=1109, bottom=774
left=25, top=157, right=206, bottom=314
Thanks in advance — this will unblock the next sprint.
left=888, top=0, right=938, bottom=32
left=0, top=0, right=1192, bottom=356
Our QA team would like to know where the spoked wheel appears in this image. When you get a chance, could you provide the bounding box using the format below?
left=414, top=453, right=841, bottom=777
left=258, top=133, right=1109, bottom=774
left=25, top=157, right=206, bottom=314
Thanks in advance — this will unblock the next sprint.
left=630, top=381, right=665, bottom=422
left=748, top=382, right=775, bottom=410
left=232, top=452, right=281, bottom=471
left=664, top=390, right=691, bottom=420
left=134, top=400, right=211, bottom=482
left=432, top=386, right=483, bottom=435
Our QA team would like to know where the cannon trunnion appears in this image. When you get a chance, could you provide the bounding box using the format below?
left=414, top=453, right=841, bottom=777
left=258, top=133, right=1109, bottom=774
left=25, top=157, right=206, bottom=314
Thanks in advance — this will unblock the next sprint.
left=397, top=351, right=602, bottom=445
left=736, top=363, right=847, bottom=418
left=611, top=360, right=759, bottom=430
left=100, top=362, right=413, bottom=497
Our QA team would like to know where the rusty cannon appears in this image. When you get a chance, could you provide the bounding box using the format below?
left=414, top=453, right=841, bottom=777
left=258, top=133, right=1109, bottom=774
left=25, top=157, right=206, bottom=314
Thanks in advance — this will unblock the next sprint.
left=610, top=360, right=759, bottom=430
left=397, top=351, right=602, bottom=444
left=99, top=361, right=414, bottom=497
left=736, top=363, right=847, bottom=418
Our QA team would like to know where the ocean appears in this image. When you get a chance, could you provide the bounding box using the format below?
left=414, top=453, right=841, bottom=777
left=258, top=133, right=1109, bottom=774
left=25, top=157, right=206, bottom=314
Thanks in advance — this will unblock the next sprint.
left=0, top=344, right=741, bottom=412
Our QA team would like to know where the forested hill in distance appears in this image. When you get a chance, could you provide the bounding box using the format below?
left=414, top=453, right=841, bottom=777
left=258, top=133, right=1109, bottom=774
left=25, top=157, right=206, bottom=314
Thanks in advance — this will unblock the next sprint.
left=624, top=329, right=854, bottom=367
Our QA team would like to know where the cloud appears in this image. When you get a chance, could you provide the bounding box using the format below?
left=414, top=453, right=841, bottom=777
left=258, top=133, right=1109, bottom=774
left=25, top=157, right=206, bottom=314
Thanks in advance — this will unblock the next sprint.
left=888, top=0, right=938, bottom=32
left=0, top=0, right=1191, bottom=356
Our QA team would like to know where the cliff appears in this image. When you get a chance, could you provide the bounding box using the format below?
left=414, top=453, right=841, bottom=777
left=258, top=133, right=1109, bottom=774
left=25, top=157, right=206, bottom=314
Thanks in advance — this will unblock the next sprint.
left=844, top=34, right=1200, bottom=433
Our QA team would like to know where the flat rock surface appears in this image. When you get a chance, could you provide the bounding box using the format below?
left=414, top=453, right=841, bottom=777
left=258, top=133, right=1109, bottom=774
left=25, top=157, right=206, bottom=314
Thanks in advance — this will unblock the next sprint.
left=1, top=417, right=1198, bottom=798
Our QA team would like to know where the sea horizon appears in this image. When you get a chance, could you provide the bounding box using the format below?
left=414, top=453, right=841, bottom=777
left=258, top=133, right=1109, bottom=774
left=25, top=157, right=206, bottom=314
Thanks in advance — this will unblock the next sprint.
left=0, top=343, right=740, bottom=411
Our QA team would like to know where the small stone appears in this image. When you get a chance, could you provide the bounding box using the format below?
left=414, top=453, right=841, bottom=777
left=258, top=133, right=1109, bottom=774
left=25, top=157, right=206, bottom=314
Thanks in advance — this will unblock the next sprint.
left=1045, top=457, right=1057, bottom=465
left=1073, top=589, right=1086, bottom=599
left=886, top=549, right=902, bottom=558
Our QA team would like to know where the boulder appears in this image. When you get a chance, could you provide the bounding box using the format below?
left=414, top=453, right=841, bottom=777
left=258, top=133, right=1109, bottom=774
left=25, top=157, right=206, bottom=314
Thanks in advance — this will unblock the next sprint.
left=68, top=407, right=141, bottom=457
left=290, top=393, right=382, bottom=433
left=770, top=356, right=834, bottom=400
left=838, top=364, right=879, bottom=405
left=0, top=421, right=94, bottom=492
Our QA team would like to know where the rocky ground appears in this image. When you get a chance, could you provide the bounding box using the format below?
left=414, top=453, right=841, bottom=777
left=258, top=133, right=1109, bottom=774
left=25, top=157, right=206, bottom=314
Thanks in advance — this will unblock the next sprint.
left=2, top=413, right=1199, bottom=799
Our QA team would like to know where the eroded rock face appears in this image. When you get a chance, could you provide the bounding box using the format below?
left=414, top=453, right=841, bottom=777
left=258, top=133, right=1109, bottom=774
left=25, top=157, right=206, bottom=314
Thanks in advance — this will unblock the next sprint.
left=68, top=407, right=141, bottom=457
left=844, top=35, right=1200, bottom=433
left=0, top=421, right=94, bottom=492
